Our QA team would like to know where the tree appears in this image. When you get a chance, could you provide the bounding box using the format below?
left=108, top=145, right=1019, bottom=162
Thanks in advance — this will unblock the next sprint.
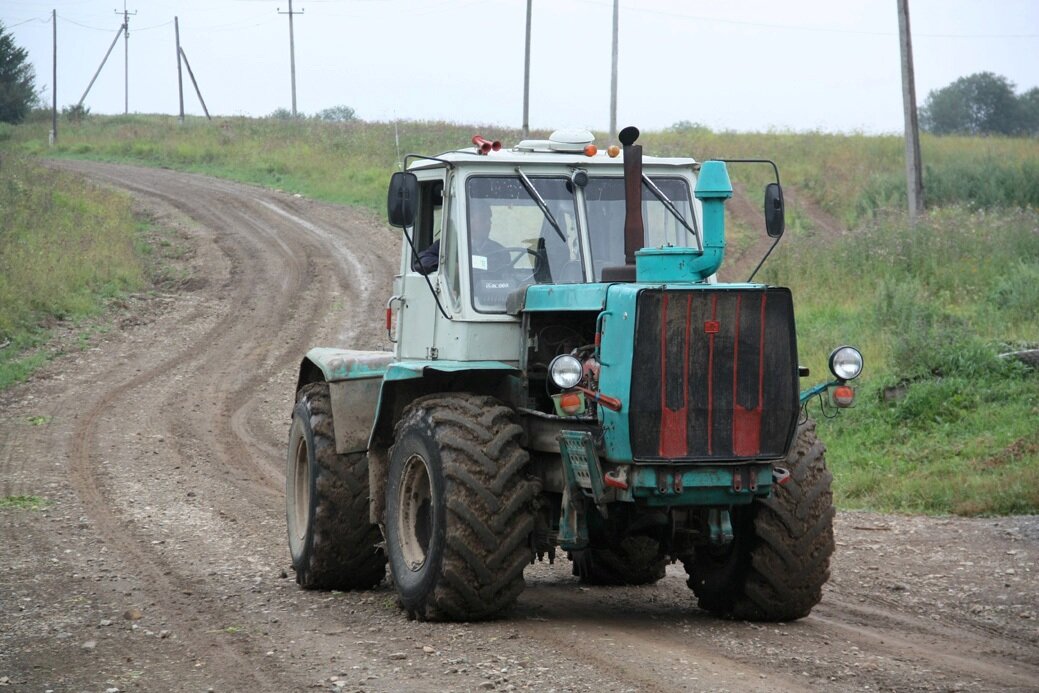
left=920, top=72, right=1024, bottom=136
left=315, top=105, right=356, bottom=123
left=1019, top=87, right=1039, bottom=136
left=0, top=21, right=39, bottom=124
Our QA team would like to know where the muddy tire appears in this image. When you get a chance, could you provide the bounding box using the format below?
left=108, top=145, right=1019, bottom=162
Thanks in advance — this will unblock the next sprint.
left=286, top=382, right=386, bottom=590
left=385, top=394, right=537, bottom=621
left=685, top=418, right=835, bottom=621
left=571, top=535, right=667, bottom=586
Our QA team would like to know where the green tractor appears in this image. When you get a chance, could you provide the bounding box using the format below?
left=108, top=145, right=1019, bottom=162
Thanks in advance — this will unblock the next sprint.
left=286, top=127, right=863, bottom=622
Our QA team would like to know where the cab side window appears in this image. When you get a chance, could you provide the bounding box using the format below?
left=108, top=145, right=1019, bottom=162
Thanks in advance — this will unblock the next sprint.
left=409, top=179, right=444, bottom=273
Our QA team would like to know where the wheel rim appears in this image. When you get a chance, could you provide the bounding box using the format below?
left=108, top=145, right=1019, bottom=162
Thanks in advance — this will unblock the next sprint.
left=290, top=434, right=310, bottom=546
left=397, top=453, right=433, bottom=572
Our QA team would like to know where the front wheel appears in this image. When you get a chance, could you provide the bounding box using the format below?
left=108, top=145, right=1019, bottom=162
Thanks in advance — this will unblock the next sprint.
left=684, top=418, right=835, bottom=621
left=385, top=394, right=538, bottom=621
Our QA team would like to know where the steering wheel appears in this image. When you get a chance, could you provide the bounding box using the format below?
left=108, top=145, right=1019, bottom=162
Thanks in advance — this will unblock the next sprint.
left=490, top=246, right=540, bottom=268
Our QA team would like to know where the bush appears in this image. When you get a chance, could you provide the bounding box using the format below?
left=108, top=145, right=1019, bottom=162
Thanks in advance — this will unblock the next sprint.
left=316, top=105, right=357, bottom=123
left=989, top=262, right=1039, bottom=323
left=62, top=104, right=90, bottom=124
left=267, top=108, right=296, bottom=120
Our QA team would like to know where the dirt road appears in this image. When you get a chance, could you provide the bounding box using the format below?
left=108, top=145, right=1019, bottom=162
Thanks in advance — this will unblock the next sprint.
left=1, top=162, right=1037, bottom=692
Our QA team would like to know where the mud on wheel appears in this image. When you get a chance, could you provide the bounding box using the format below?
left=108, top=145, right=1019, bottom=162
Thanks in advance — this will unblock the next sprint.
left=286, top=382, right=387, bottom=589
left=385, top=393, right=538, bottom=621
left=684, top=418, right=835, bottom=621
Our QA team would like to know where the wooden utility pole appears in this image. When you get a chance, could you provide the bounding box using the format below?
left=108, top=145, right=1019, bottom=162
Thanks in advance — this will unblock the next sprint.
left=175, top=17, right=185, bottom=124
left=522, top=0, right=532, bottom=138
left=78, top=24, right=123, bottom=108
left=278, top=0, right=303, bottom=117
left=609, top=0, right=619, bottom=141
left=51, top=9, right=57, bottom=144
left=897, top=0, right=925, bottom=223
left=115, top=2, right=137, bottom=114
left=179, top=47, right=211, bottom=120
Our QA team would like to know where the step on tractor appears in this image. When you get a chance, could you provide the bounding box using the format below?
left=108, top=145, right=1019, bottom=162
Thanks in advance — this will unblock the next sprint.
left=286, top=127, right=863, bottom=622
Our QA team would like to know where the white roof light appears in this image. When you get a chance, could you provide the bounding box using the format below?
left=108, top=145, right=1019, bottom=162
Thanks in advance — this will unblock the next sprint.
left=548, top=128, right=595, bottom=152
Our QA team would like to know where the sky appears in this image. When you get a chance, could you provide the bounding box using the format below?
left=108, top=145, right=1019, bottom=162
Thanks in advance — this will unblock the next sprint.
left=3, top=0, right=1039, bottom=134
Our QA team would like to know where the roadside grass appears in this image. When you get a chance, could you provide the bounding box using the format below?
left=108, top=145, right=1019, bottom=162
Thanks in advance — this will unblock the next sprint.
left=765, top=206, right=1039, bottom=515
left=6, top=114, right=1039, bottom=515
left=0, top=495, right=48, bottom=511
left=0, top=152, right=145, bottom=388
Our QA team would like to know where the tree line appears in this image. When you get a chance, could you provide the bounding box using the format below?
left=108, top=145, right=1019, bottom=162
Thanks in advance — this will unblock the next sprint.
left=921, top=72, right=1039, bottom=137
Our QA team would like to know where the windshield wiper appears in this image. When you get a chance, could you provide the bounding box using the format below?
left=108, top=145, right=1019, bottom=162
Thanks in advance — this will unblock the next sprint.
left=515, top=167, right=567, bottom=243
left=642, top=174, right=702, bottom=252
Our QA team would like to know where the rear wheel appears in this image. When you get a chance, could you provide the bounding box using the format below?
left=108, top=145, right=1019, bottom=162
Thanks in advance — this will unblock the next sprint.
left=385, top=394, right=537, bottom=621
left=286, top=382, right=386, bottom=589
left=684, top=418, right=835, bottom=621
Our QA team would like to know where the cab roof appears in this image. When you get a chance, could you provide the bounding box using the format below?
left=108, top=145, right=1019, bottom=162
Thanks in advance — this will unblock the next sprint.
left=406, top=128, right=699, bottom=171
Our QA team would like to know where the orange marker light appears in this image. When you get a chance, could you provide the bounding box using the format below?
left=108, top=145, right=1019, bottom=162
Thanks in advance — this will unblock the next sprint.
left=560, top=392, right=583, bottom=415
left=607, top=145, right=621, bottom=158
left=832, top=385, right=855, bottom=408
left=583, top=144, right=598, bottom=157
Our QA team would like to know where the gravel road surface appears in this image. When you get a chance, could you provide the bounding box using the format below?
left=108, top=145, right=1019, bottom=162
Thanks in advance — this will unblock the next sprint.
left=1, top=162, right=1036, bottom=693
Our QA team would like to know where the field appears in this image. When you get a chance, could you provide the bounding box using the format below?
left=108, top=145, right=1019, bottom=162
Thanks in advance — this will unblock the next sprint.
left=2, top=113, right=1037, bottom=515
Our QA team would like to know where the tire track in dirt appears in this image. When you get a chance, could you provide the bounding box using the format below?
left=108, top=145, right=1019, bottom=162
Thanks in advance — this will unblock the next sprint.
left=54, top=161, right=397, bottom=690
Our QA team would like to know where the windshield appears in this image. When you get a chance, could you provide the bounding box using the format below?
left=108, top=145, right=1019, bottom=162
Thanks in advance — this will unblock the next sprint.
left=583, top=176, right=695, bottom=281
left=466, top=176, right=583, bottom=313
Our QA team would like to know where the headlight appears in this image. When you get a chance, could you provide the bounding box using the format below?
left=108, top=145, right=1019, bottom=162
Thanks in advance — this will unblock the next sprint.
left=828, top=346, right=863, bottom=381
left=548, top=354, right=583, bottom=389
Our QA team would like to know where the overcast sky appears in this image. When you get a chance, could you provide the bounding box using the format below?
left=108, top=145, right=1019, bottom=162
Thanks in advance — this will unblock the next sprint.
left=4, top=0, right=1038, bottom=134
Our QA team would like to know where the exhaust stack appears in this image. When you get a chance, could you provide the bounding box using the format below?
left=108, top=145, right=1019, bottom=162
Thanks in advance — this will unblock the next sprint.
left=601, top=126, right=644, bottom=282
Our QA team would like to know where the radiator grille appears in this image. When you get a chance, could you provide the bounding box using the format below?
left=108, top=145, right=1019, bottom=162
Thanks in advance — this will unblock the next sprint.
left=629, top=288, right=799, bottom=462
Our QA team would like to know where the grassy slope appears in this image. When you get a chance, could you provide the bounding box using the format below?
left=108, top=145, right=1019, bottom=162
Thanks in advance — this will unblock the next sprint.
left=5, top=114, right=1039, bottom=515
left=0, top=146, right=144, bottom=388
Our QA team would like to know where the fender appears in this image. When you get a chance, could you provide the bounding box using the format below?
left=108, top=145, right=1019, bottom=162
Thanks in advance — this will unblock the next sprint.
left=296, top=348, right=520, bottom=454
left=296, top=348, right=395, bottom=454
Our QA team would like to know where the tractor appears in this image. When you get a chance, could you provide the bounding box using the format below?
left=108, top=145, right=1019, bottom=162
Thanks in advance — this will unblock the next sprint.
left=285, top=127, right=863, bottom=621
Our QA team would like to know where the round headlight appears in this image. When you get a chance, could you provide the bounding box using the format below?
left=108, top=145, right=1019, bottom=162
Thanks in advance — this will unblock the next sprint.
left=828, top=346, right=863, bottom=381
left=548, top=354, right=583, bottom=389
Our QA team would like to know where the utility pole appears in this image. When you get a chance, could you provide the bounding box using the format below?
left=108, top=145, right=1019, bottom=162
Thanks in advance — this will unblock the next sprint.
left=179, top=47, right=212, bottom=120
left=175, top=17, right=184, bottom=124
left=278, top=0, right=303, bottom=117
left=51, top=9, right=57, bottom=144
left=115, top=2, right=136, bottom=114
left=897, top=0, right=924, bottom=223
left=78, top=24, right=123, bottom=108
left=522, top=0, right=532, bottom=138
left=609, top=0, right=619, bottom=141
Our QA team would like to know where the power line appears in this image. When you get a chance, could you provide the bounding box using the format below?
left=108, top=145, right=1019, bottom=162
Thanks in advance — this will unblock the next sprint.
left=567, top=0, right=1039, bottom=39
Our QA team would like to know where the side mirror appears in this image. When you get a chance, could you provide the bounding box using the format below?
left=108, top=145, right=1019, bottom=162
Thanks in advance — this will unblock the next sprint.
left=764, top=183, right=785, bottom=239
left=387, top=172, right=418, bottom=228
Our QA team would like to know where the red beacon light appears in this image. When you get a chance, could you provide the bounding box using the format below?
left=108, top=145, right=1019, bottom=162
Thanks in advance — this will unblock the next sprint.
left=472, top=135, right=502, bottom=155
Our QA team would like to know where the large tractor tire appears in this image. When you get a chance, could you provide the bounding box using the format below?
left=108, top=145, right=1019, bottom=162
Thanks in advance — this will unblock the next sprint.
left=684, top=418, right=835, bottom=621
left=385, top=394, right=538, bottom=621
left=286, top=382, right=386, bottom=590
left=571, top=535, right=667, bottom=586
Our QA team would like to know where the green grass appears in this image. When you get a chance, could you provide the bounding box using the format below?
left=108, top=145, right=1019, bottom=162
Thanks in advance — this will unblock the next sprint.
left=0, top=495, right=48, bottom=511
left=0, top=152, right=145, bottom=387
left=4, top=113, right=1039, bottom=516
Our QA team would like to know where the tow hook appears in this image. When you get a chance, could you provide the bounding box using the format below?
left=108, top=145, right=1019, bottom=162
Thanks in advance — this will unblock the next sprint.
left=773, top=466, right=791, bottom=485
